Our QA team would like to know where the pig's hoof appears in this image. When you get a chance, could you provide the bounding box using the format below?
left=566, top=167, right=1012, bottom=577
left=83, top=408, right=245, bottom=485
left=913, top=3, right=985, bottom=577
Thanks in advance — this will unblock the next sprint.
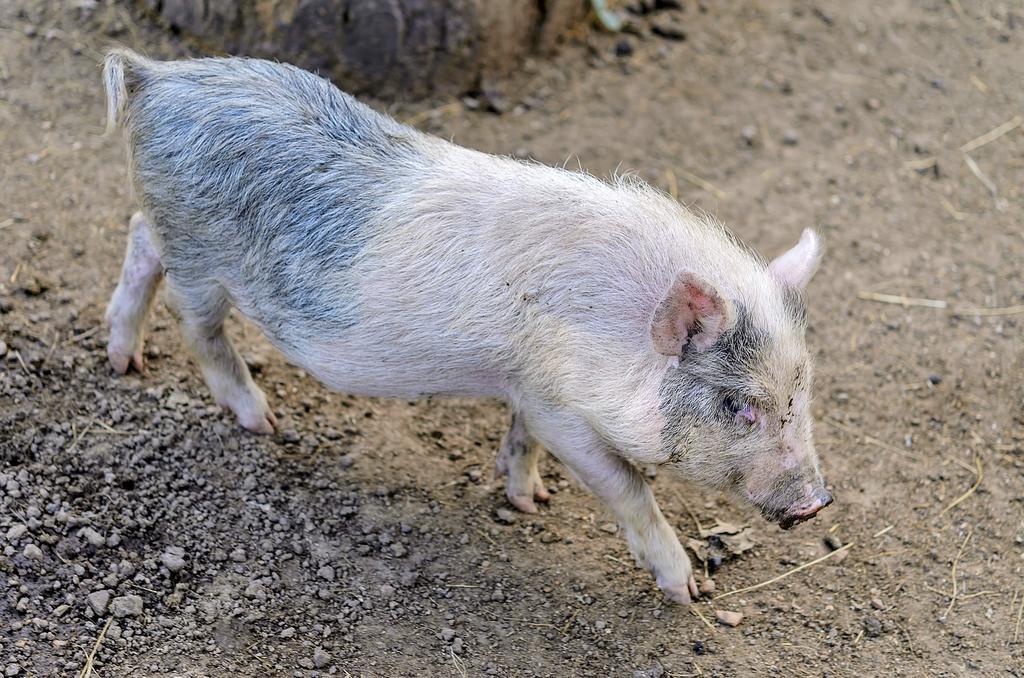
left=507, top=494, right=539, bottom=514
left=659, top=574, right=699, bottom=605
left=504, top=481, right=550, bottom=514
left=238, top=408, right=277, bottom=435
left=108, top=346, right=144, bottom=374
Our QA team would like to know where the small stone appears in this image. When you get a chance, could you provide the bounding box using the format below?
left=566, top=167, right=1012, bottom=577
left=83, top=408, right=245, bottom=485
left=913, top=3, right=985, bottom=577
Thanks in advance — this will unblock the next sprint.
left=23, top=544, right=43, bottom=560
left=5, top=664, right=22, bottom=677
left=87, top=590, right=111, bottom=616
left=110, top=594, right=144, bottom=618
left=317, top=565, right=335, bottom=581
left=78, top=527, right=106, bottom=547
left=715, top=610, right=744, bottom=627
left=652, top=22, right=686, bottom=41
left=698, top=579, right=716, bottom=595
left=229, top=548, right=247, bottom=562
left=599, top=522, right=618, bottom=534
left=870, top=597, right=885, bottom=610
left=824, top=534, right=843, bottom=551
left=614, top=39, right=634, bottom=57
left=0, top=340, right=6, bottom=358
left=782, top=128, right=800, bottom=146
left=243, top=582, right=265, bottom=600
left=494, top=509, right=516, bottom=524
left=863, top=615, right=883, bottom=637
left=741, top=125, right=758, bottom=146
left=390, top=542, right=408, bottom=558
left=379, top=584, right=396, bottom=597
left=313, top=648, right=331, bottom=669
left=279, top=627, right=296, bottom=639
left=865, top=97, right=882, bottom=111
left=161, top=549, right=186, bottom=573
left=594, top=619, right=607, bottom=630
left=281, top=429, right=300, bottom=444
left=6, top=524, right=27, bottom=542
left=928, top=374, right=943, bottom=385
left=53, top=604, right=70, bottom=618
left=441, top=627, right=456, bottom=642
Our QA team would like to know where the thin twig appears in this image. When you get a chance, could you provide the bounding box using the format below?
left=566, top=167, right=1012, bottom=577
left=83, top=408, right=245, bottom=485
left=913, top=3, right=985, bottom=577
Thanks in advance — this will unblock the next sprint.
left=664, top=168, right=679, bottom=201
left=64, top=326, right=100, bottom=345
left=856, top=291, right=946, bottom=308
left=822, top=417, right=914, bottom=458
left=714, top=543, right=853, bottom=600
left=402, top=102, right=462, bottom=128
left=77, top=617, right=113, bottom=678
left=1015, top=592, right=1024, bottom=643
left=475, top=529, right=496, bottom=546
left=939, top=453, right=983, bottom=516
left=561, top=609, right=579, bottom=635
left=689, top=605, right=716, bottom=632
left=940, top=528, right=972, bottom=620
left=959, top=115, right=1022, bottom=153
left=675, top=168, right=728, bottom=201
left=962, top=153, right=998, bottom=198
left=873, top=525, right=894, bottom=538
left=448, top=645, right=467, bottom=678
left=857, top=291, right=1024, bottom=317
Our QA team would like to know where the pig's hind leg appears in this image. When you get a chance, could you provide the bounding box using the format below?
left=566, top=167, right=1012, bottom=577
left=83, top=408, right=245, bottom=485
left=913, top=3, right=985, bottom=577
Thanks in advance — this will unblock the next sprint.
left=494, top=412, right=550, bottom=513
left=165, top=277, right=277, bottom=434
left=106, top=212, right=164, bottom=374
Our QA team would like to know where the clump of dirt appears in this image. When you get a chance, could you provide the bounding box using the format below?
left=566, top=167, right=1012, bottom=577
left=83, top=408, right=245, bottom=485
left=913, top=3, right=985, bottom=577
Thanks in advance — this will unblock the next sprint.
left=1, top=0, right=1023, bottom=675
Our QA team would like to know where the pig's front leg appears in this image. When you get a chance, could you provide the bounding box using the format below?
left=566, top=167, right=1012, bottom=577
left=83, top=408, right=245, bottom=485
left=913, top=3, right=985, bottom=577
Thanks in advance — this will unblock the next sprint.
left=495, top=411, right=550, bottom=513
left=525, top=406, right=698, bottom=604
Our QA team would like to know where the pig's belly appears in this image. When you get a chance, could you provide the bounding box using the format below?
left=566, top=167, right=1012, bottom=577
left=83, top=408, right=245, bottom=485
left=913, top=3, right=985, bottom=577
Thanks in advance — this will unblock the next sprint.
left=258, top=328, right=509, bottom=401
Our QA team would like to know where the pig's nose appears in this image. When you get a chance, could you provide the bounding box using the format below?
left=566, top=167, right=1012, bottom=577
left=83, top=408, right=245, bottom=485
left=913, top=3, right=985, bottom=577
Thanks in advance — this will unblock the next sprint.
left=794, top=489, right=833, bottom=518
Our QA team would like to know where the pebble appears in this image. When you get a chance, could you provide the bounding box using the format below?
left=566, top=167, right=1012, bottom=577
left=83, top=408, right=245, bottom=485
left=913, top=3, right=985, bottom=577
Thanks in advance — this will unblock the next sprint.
left=870, top=597, right=885, bottom=610
left=79, top=527, right=106, bottom=547
left=741, top=125, right=758, bottom=146
left=5, top=664, right=21, bottom=677
left=824, top=534, right=843, bottom=551
left=279, top=627, right=296, bottom=639
left=928, top=374, right=943, bottom=385
left=494, top=509, right=516, bottom=524
left=87, top=590, right=111, bottom=616
left=715, top=610, right=744, bottom=627
left=599, top=522, right=618, bottom=534
left=160, top=548, right=186, bottom=573
left=614, top=39, right=634, bottom=57
left=317, top=565, right=335, bottom=581
left=441, top=627, right=456, bottom=642
left=782, top=128, right=800, bottom=146
left=23, top=544, right=43, bottom=560
left=110, top=594, right=144, bottom=618
left=6, top=524, right=27, bottom=541
left=698, top=579, right=716, bottom=595
left=313, top=648, right=331, bottom=669
left=229, top=548, right=247, bottom=562
left=0, top=340, right=6, bottom=358
left=651, top=22, right=686, bottom=41
left=863, top=615, right=883, bottom=637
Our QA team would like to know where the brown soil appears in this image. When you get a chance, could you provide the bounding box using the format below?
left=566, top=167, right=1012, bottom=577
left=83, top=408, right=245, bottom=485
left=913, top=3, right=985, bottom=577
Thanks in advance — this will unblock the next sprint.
left=1, top=1, right=1022, bottom=676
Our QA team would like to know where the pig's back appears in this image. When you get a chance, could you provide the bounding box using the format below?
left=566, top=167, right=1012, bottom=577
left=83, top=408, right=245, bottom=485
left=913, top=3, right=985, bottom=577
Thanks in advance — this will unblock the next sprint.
left=121, top=57, right=434, bottom=352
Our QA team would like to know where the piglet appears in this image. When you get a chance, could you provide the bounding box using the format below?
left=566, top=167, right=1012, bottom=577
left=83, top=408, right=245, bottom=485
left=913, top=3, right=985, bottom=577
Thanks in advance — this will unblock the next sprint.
left=102, top=49, right=831, bottom=603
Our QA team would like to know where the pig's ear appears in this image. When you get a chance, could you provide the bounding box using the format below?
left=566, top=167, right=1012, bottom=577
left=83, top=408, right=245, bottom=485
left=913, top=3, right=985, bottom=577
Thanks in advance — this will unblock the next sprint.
left=769, top=228, right=822, bottom=292
left=651, top=272, right=732, bottom=356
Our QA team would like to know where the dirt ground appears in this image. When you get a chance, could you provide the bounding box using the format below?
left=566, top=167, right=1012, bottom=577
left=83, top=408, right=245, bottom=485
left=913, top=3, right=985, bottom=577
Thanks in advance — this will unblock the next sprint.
left=2, top=1, right=1023, bottom=676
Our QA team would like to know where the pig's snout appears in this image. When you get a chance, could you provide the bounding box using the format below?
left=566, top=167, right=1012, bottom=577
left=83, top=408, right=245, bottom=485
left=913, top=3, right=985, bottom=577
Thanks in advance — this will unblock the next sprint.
left=778, top=488, right=833, bottom=530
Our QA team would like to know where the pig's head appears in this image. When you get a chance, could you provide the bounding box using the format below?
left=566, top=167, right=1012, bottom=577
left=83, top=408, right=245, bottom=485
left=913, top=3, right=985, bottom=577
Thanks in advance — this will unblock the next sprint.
left=653, top=229, right=831, bottom=529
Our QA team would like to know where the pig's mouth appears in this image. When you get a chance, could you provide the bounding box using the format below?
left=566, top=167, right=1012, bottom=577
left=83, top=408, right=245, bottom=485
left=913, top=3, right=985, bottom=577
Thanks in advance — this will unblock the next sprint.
left=762, top=490, right=834, bottom=530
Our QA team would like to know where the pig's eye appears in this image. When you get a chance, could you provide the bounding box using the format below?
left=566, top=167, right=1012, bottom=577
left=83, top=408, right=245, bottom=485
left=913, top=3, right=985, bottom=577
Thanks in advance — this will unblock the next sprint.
left=723, top=396, right=757, bottom=426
